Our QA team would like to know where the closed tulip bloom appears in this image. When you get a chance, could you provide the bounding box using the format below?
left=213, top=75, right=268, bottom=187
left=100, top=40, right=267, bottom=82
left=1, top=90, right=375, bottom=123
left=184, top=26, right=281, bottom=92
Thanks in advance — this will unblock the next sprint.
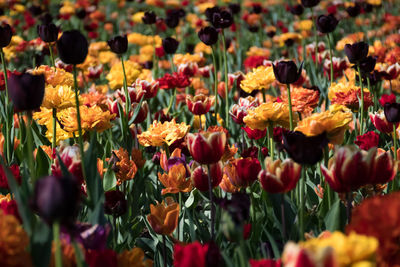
left=107, top=35, right=128, bottom=54
left=31, top=175, right=80, bottom=225
left=316, top=14, right=338, bottom=33
left=289, top=4, right=304, bottom=15
left=300, top=0, right=320, bottom=8
left=0, top=23, right=12, bottom=48
left=162, top=37, right=179, bottom=54
left=37, top=23, right=58, bottom=43
left=191, top=162, right=223, bottom=192
left=228, top=3, right=241, bottom=14
left=57, top=30, right=88, bottom=65
left=259, top=157, right=301, bottom=194
left=104, top=190, right=127, bottom=217
left=226, top=158, right=261, bottom=187
left=344, top=42, right=369, bottom=64
left=142, top=11, right=157, bottom=24
left=273, top=61, right=303, bottom=84
left=8, top=72, right=45, bottom=112
left=346, top=3, right=361, bottom=17
left=187, top=131, right=226, bottom=165
left=283, top=131, right=328, bottom=165
left=321, top=146, right=397, bottom=193
left=186, top=94, right=215, bottom=115
left=384, top=102, right=400, bottom=123
left=370, top=111, right=397, bottom=134
left=359, top=56, right=376, bottom=74
left=198, top=26, right=219, bottom=46
left=147, top=197, right=179, bottom=235
left=211, top=11, right=234, bottom=29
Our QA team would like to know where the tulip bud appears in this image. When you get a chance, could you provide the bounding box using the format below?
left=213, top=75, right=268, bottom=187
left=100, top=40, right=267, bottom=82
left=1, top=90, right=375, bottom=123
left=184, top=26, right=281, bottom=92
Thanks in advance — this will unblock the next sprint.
left=0, top=23, right=12, bottom=48
left=300, top=0, right=320, bottom=8
left=344, top=41, right=369, bottom=64
left=384, top=102, right=400, bottom=123
left=205, top=6, right=221, bottom=22
left=316, top=14, right=338, bottom=33
left=191, top=162, right=223, bottom=191
left=211, top=11, right=234, bottom=29
left=259, top=157, right=301, bottom=193
left=8, top=72, right=45, bottom=112
left=142, top=11, right=157, bottom=24
left=37, top=23, right=58, bottom=43
left=233, top=157, right=261, bottom=187
left=187, top=131, right=226, bottom=165
left=273, top=61, right=303, bottom=84
left=228, top=3, right=241, bottom=14
left=40, top=13, right=53, bottom=25
left=57, top=30, right=88, bottom=65
left=162, top=37, right=179, bottom=54
left=31, top=175, right=80, bottom=225
left=289, top=5, right=304, bottom=15
left=165, top=10, right=180, bottom=28
left=359, top=56, right=376, bottom=74
left=186, top=94, right=214, bottom=115
left=346, top=3, right=361, bottom=17
left=107, top=35, right=128, bottom=55
left=198, top=26, right=219, bottom=46
left=76, top=8, right=87, bottom=19
left=104, top=190, right=127, bottom=217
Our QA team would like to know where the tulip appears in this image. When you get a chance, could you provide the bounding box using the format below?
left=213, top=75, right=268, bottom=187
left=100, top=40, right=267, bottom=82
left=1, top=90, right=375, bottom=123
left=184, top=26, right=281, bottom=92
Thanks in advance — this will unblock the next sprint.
left=205, top=6, right=221, bottom=22
left=162, top=37, right=179, bottom=54
left=142, top=11, right=156, bottom=24
left=289, top=4, right=304, bottom=15
left=242, top=126, right=267, bottom=140
left=259, top=157, right=301, bottom=194
left=346, top=3, right=361, bottom=17
left=316, top=14, right=338, bottom=34
left=344, top=42, right=369, bottom=64
left=31, top=175, right=80, bottom=225
left=272, top=61, right=303, bottom=85
left=107, top=35, right=128, bottom=55
left=228, top=3, right=241, bottom=14
left=0, top=23, right=12, bottom=48
left=104, top=190, right=127, bottom=217
left=147, top=197, right=179, bottom=235
left=187, top=131, right=226, bottom=165
left=130, top=101, right=149, bottom=124
left=8, top=72, right=45, bottom=112
left=283, top=131, right=328, bottom=165
left=57, top=30, right=88, bottom=65
left=211, top=11, right=234, bottom=29
left=37, top=23, right=58, bottom=43
left=300, top=0, right=320, bottom=8
left=384, top=102, right=400, bottom=123
left=174, top=241, right=222, bottom=267
left=51, top=144, right=83, bottom=184
left=75, top=224, right=110, bottom=250
left=225, top=158, right=261, bottom=187
left=354, top=131, right=379, bottom=151
left=165, top=11, right=180, bottom=28
left=186, top=94, right=215, bottom=115
left=370, top=111, right=397, bottom=134
left=321, top=146, right=397, bottom=193
left=359, top=56, right=376, bottom=74
left=191, top=162, right=223, bottom=192
left=198, top=26, right=219, bottom=46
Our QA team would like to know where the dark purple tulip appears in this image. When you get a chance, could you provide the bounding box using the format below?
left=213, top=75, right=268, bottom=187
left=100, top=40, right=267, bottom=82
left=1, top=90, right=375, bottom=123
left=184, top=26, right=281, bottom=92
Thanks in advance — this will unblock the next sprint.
left=205, top=6, right=221, bottom=22
left=76, top=8, right=87, bottom=19
left=273, top=60, right=303, bottom=84
left=77, top=224, right=110, bottom=250
left=283, top=131, right=328, bottom=165
left=301, top=0, right=320, bottom=8
left=165, top=14, right=180, bottom=28
left=289, top=4, right=304, bottom=15
left=217, top=192, right=250, bottom=225
left=40, top=13, right=53, bottom=25
left=104, top=190, right=127, bottom=217
left=37, top=23, right=58, bottom=43
left=8, top=73, right=45, bottom=112
left=384, top=103, right=400, bottom=123
left=162, top=37, right=179, bottom=54
left=211, top=11, right=234, bottom=29
left=0, top=23, right=12, bottom=48
left=107, top=35, right=128, bottom=54
left=344, top=41, right=369, bottom=64
left=228, top=3, right=241, bottom=15
left=346, top=3, right=361, bottom=17
left=31, top=175, right=80, bottom=225
left=143, top=61, right=153, bottom=69
left=252, top=4, right=262, bottom=14
left=316, top=14, right=338, bottom=33
left=28, top=4, right=42, bottom=16
left=142, top=11, right=156, bottom=24
left=57, top=30, right=88, bottom=65
left=198, top=26, right=219, bottom=46
left=359, top=56, right=376, bottom=73
left=362, top=2, right=373, bottom=13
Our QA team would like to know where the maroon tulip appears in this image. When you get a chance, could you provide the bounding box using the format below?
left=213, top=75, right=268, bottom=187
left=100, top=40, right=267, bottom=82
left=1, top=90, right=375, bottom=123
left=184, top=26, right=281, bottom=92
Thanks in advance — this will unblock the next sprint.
left=190, top=162, right=223, bottom=191
left=187, top=131, right=226, bottom=165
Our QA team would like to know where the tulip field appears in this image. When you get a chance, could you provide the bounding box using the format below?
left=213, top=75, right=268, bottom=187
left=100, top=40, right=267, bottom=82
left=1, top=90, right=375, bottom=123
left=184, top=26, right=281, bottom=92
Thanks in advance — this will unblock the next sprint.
left=1, top=0, right=400, bottom=266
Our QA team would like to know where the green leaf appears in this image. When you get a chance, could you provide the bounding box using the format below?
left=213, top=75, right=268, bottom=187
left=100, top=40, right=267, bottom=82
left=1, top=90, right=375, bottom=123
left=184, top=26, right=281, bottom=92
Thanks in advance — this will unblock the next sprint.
left=35, top=146, right=51, bottom=178
left=30, top=222, right=52, bottom=267
left=324, top=199, right=346, bottom=232
left=103, top=168, right=116, bottom=192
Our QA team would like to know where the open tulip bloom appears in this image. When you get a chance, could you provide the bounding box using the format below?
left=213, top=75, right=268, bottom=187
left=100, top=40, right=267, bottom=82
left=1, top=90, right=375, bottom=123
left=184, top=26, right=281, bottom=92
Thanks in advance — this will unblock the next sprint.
left=1, top=1, right=400, bottom=267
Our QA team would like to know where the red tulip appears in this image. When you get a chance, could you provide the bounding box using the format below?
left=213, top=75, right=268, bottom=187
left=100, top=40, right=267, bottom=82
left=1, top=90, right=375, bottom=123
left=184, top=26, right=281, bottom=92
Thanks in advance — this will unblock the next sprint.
left=187, top=131, right=226, bottom=165
left=370, top=111, right=398, bottom=134
left=226, top=157, right=261, bottom=187
left=186, top=94, right=215, bottom=115
left=190, top=162, right=223, bottom=191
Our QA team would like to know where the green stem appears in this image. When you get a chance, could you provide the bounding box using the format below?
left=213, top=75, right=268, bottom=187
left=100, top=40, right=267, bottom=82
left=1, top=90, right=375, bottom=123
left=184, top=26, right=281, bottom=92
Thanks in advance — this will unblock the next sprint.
left=221, top=30, right=229, bottom=128
left=211, top=47, right=219, bottom=123
left=53, top=222, right=63, bottom=267
left=327, top=34, right=334, bottom=86
left=169, top=55, right=176, bottom=73
left=26, top=113, right=35, bottom=181
left=0, top=48, right=9, bottom=99
left=287, top=84, right=294, bottom=131
left=357, top=65, right=364, bottom=134
left=311, top=8, right=318, bottom=69
left=121, top=57, right=130, bottom=115
left=52, top=108, right=57, bottom=151
left=166, top=88, right=176, bottom=114
left=262, top=88, right=266, bottom=103
left=0, top=48, right=11, bottom=164
left=207, top=164, right=215, bottom=240
left=299, top=167, right=306, bottom=241
left=48, top=43, right=56, bottom=68
left=324, top=146, right=332, bottom=209
left=72, top=65, right=87, bottom=183
left=268, top=124, right=274, bottom=160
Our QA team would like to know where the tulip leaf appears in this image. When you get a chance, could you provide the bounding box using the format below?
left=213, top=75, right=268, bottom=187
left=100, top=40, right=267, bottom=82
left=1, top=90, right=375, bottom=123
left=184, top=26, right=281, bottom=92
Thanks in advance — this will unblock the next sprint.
left=185, top=190, right=195, bottom=208
left=324, top=199, right=346, bottom=232
left=35, top=146, right=51, bottom=178
left=103, top=168, right=116, bottom=192
left=30, top=222, right=52, bottom=267
left=128, top=95, right=145, bottom=125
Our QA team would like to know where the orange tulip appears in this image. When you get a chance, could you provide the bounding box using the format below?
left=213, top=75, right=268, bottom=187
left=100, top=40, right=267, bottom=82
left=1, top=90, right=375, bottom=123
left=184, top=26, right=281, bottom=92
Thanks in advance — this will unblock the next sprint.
left=147, top=197, right=179, bottom=235
left=158, top=164, right=192, bottom=195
